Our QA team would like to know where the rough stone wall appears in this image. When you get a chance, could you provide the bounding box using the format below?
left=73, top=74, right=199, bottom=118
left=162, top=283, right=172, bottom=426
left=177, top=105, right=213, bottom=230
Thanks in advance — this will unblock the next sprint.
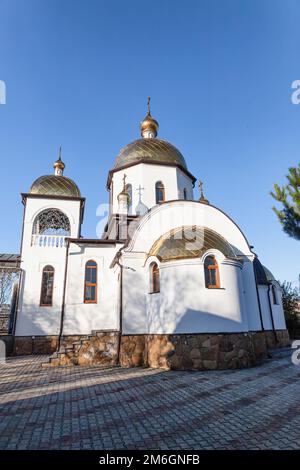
left=76, top=332, right=119, bottom=366
left=15, top=329, right=290, bottom=371
left=120, top=335, right=146, bottom=367
left=120, top=330, right=290, bottom=371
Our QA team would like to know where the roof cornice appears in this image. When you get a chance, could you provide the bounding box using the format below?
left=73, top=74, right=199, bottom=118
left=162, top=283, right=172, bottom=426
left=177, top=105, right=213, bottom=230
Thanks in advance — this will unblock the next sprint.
left=106, top=159, right=197, bottom=189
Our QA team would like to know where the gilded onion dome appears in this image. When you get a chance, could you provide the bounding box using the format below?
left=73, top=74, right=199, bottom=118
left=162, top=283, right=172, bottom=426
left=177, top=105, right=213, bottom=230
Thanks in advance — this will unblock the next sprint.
left=114, top=97, right=188, bottom=171
left=29, top=148, right=81, bottom=197
left=114, top=138, right=188, bottom=170
left=140, top=97, right=159, bottom=138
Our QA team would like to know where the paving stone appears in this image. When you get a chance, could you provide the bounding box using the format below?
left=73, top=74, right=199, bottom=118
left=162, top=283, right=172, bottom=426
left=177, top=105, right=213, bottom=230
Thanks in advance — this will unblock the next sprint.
left=0, top=354, right=299, bottom=449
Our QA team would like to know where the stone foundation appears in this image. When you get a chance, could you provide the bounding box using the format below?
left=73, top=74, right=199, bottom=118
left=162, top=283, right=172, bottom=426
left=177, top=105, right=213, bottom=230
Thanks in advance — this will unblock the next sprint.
left=120, top=329, right=290, bottom=370
left=15, top=329, right=290, bottom=371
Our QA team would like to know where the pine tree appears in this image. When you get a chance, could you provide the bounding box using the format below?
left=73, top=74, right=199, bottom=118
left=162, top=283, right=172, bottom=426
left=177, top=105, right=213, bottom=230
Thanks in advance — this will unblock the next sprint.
left=271, top=163, right=300, bottom=240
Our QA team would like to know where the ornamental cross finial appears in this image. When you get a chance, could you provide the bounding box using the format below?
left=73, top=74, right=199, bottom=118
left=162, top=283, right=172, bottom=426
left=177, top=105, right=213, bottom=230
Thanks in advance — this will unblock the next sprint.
left=198, top=180, right=204, bottom=197
left=58, top=146, right=62, bottom=161
left=147, top=96, right=151, bottom=115
left=198, top=179, right=209, bottom=204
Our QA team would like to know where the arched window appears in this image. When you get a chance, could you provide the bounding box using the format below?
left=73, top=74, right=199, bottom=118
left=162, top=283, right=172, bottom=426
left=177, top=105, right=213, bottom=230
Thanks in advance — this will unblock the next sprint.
left=183, top=188, right=187, bottom=200
left=271, top=285, right=278, bottom=305
left=150, top=262, right=160, bottom=293
left=84, top=260, right=97, bottom=303
left=204, top=256, right=220, bottom=289
left=33, top=209, right=70, bottom=236
left=155, top=181, right=165, bottom=204
left=40, top=265, right=54, bottom=306
left=126, top=183, right=132, bottom=213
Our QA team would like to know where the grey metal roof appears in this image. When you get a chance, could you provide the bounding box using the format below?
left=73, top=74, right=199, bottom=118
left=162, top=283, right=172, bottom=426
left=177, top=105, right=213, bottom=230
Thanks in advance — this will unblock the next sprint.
left=0, top=254, right=21, bottom=268
left=253, top=257, right=277, bottom=285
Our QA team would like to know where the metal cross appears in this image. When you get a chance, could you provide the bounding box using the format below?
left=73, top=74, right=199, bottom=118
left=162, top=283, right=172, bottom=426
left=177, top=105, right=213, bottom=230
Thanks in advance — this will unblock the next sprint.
left=198, top=180, right=204, bottom=197
left=147, top=96, right=151, bottom=115
left=136, top=184, right=145, bottom=201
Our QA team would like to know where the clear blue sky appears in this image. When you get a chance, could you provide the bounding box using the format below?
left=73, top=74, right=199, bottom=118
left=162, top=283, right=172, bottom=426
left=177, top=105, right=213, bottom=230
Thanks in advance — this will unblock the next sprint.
left=0, top=0, right=300, bottom=287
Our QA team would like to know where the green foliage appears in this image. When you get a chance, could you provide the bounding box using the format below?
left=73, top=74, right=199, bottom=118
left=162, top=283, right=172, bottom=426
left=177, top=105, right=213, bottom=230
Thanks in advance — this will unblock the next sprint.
left=271, top=163, right=300, bottom=240
left=280, top=281, right=299, bottom=338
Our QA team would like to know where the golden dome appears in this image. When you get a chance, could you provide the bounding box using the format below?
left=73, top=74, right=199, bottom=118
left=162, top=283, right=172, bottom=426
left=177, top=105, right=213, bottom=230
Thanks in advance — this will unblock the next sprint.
left=114, top=138, right=187, bottom=170
left=30, top=175, right=81, bottom=197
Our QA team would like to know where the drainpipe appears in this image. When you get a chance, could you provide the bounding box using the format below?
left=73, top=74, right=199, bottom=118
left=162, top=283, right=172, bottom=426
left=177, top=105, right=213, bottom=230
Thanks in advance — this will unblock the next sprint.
left=253, top=271, right=264, bottom=331
left=267, top=283, right=278, bottom=343
left=115, top=257, right=123, bottom=366
left=57, top=239, right=70, bottom=351
left=12, top=268, right=23, bottom=337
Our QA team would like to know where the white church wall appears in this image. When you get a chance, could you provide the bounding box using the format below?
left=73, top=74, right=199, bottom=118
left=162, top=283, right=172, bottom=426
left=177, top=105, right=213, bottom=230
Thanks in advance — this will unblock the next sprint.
left=123, top=201, right=267, bottom=334
left=63, top=243, right=120, bottom=335
left=241, top=261, right=263, bottom=331
left=258, top=285, right=287, bottom=331
left=15, top=197, right=82, bottom=336
left=268, top=285, right=286, bottom=330
left=122, top=253, right=148, bottom=334
left=111, top=163, right=194, bottom=215
left=145, top=257, right=248, bottom=335
left=258, top=285, right=273, bottom=330
left=176, top=168, right=194, bottom=200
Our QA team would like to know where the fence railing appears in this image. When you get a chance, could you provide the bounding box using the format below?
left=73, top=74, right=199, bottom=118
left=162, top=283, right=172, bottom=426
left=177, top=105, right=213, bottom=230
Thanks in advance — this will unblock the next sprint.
left=31, top=235, right=67, bottom=248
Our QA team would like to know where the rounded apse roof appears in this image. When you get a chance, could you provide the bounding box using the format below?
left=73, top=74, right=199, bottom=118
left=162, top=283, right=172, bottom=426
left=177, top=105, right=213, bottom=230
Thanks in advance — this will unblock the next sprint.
left=29, top=175, right=81, bottom=198
left=149, top=226, right=237, bottom=262
left=114, top=138, right=187, bottom=171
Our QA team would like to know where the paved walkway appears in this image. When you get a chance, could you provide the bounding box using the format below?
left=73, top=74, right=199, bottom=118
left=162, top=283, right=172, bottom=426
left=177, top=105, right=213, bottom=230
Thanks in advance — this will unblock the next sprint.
left=0, top=352, right=299, bottom=450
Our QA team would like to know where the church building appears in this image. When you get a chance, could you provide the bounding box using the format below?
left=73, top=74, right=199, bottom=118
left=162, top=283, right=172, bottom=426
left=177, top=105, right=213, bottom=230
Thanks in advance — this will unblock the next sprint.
left=11, top=101, right=289, bottom=369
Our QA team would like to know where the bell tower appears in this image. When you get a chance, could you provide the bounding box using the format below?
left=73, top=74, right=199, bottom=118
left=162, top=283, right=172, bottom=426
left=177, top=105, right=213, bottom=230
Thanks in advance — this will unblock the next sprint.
left=14, top=150, right=85, bottom=341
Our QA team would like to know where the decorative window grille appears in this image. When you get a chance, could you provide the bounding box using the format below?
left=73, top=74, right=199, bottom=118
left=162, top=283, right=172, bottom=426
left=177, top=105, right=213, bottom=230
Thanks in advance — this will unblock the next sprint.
left=32, top=209, right=70, bottom=236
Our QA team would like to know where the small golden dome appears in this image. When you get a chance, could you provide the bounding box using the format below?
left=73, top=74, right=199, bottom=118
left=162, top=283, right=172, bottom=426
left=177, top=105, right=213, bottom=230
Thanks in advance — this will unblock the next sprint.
left=118, top=174, right=130, bottom=201
left=140, top=113, right=159, bottom=138
left=30, top=175, right=81, bottom=197
left=140, top=97, right=159, bottom=138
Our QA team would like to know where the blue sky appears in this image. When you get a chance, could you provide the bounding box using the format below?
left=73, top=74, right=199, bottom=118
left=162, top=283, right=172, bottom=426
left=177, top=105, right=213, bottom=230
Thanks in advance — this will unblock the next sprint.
left=0, top=0, right=300, bottom=287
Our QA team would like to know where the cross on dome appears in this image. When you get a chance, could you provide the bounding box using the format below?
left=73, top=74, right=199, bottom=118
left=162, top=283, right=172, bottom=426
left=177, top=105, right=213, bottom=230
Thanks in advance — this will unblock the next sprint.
left=140, top=97, right=159, bottom=139
left=53, top=146, right=65, bottom=176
